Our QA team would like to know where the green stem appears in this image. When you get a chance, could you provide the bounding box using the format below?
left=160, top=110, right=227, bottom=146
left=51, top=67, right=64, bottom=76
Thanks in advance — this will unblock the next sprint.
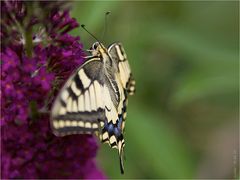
left=24, top=2, right=34, bottom=58
left=25, top=26, right=33, bottom=58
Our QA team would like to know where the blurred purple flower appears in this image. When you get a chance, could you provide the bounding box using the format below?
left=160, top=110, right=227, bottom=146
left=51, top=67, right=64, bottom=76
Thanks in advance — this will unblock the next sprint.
left=1, top=1, right=105, bottom=179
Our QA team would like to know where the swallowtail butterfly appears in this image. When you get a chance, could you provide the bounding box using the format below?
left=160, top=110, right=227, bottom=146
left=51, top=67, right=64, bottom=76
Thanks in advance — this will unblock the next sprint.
left=50, top=41, right=135, bottom=174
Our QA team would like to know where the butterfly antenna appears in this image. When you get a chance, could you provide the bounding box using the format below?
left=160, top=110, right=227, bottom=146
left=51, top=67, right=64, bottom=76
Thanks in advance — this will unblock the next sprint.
left=81, top=24, right=106, bottom=50
left=80, top=24, right=101, bottom=42
left=101, top=11, right=111, bottom=41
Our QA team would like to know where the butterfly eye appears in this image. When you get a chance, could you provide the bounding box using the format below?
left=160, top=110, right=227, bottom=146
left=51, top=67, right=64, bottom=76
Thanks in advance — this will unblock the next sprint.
left=92, top=42, right=99, bottom=50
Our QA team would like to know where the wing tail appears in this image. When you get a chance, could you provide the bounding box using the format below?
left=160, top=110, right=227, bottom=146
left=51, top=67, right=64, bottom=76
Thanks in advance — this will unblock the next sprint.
left=118, top=140, right=125, bottom=174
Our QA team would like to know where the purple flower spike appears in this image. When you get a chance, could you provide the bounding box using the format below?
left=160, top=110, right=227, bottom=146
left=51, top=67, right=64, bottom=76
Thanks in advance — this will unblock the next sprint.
left=1, top=1, right=105, bottom=179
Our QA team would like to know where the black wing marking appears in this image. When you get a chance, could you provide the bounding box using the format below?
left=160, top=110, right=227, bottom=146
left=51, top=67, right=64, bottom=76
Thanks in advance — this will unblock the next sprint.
left=50, top=58, right=107, bottom=136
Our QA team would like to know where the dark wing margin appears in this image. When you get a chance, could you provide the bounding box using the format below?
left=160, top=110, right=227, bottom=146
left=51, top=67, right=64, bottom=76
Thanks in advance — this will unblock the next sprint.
left=108, top=42, right=135, bottom=96
left=50, top=58, right=106, bottom=136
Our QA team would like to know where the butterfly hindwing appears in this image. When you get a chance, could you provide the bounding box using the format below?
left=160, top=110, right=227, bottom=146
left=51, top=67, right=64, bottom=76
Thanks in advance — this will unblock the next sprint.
left=50, top=58, right=106, bottom=136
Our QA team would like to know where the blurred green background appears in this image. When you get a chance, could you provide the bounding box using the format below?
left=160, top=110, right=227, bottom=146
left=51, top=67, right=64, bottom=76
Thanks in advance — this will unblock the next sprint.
left=71, top=1, right=239, bottom=179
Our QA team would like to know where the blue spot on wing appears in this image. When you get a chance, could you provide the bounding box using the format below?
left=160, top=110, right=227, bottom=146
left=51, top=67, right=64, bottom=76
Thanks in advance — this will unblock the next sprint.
left=108, top=123, right=114, bottom=133
left=114, top=127, right=121, bottom=137
left=117, top=115, right=123, bottom=130
left=103, top=115, right=123, bottom=138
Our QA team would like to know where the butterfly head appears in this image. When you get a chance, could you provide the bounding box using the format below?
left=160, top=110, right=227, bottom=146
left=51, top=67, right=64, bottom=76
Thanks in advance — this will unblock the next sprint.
left=90, top=42, right=108, bottom=57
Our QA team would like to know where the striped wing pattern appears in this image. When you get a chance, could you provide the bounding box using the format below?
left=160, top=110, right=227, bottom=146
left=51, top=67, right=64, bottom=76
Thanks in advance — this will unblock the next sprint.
left=51, top=58, right=106, bottom=136
left=103, top=43, right=135, bottom=173
left=108, top=43, right=135, bottom=95
left=50, top=42, right=135, bottom=174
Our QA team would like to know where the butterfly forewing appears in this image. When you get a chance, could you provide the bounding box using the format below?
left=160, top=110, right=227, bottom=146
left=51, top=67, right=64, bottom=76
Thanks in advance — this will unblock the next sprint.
left=51, top=58, right=106, bottom=136
left=108, top=43, right=135, bottom=95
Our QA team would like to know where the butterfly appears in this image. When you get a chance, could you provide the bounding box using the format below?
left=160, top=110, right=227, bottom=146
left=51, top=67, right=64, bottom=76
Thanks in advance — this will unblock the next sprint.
left=50, top=41, right=135, bottom=174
